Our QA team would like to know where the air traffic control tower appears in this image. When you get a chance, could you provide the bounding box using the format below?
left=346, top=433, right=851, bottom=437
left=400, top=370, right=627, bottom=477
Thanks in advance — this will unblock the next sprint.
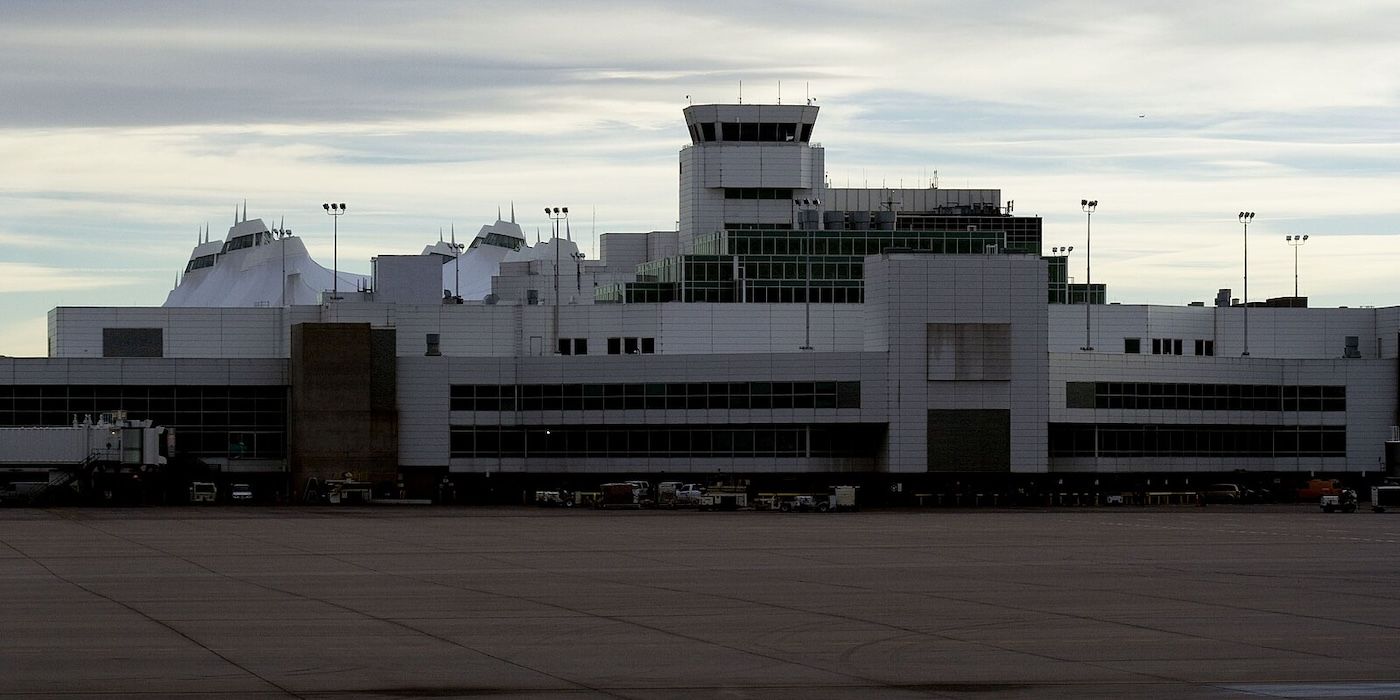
left=678, top=104, right=825, bottom=251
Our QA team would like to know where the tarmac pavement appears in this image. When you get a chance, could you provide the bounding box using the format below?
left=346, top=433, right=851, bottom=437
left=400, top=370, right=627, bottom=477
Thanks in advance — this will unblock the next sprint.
left=2, top=505, right=1399, bottom=698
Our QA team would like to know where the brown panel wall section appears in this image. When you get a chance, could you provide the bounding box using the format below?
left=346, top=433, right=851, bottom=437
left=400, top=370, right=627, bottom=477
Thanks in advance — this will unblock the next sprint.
left=289, top=323, right=398, bottom=488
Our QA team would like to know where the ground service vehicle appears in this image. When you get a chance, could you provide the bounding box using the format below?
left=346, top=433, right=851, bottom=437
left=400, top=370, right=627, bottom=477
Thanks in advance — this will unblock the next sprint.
left=1321, top=489, right=1358, bottom=513
left=700, top=484, right=748, bottom=510
left=779, top=495, right=828, bottom=512
left=1201, top=484, right=1243, bottom=504
left=1297, top=479, right=1344, bottom=501
left=624, top=480, right=653, bottom=505
left=1372, top=486, right=1400, bottom=513
left=189, top=482, right=217, bottom=503
left=231, top=484, right=254, bottom=502
left=656, top=482, right=703, bottom=507
left=776, top=486, right=857, bottom=513
left=599, top=482, right=642, bottom=509
left=534, top=490, right=574, bottom=507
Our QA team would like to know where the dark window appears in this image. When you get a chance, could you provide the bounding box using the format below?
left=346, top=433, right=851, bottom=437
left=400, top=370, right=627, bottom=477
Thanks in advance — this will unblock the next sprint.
left=721, top=122, right=740, bottom=141
left=1173, top=339, right=1183, bottom=355
left=557, top=338, right=571, bottom=355
left=607, top=337, right=621, bottom=355
left=759, top=123, right=777, bottom=141
left=641, top=338, right=655, bottom=354
left=740, top=122, right=758, bottom=141
left=1152, top=338, right=1162, bottom=355
left=1050, top=422, right=1345, bottom=458
left=800, top=124, right=813, bottom=142
left=449, top=423, right=880, bottom=459
left=574, top=338, right=588, bottom=355
left=102, top=328, right=163, bottom=358
left=1124, top=338, right=1140, bottom=354
left=700, top=122, right=716, bottom=142
left=624, top=337, right=639, bottom=355
left=779, top=123, right=797, bottom=142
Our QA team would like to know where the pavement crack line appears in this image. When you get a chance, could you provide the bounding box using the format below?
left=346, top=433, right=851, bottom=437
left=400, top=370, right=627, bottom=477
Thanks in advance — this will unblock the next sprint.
left=0, top=525, right=305, bottom=699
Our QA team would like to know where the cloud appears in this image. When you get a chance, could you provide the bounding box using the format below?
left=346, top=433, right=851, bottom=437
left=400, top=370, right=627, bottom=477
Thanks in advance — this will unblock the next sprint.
left=0, top=262, right=145, bottom=293
left=2, top=0, right=1400, bottom=356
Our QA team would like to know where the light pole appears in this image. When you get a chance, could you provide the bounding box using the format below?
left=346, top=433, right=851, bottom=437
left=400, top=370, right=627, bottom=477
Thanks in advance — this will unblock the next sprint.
left=1052, top=246, right=1073, bottom=304
left=570, top=251, right=585, bottom=294
left=546, top=207, right=568, bottom=353
left=1285, top=234, right=1309, bottom=298
left=452, top=235, right=464, bottom=303
left=322, top=202, right=346, bottom=299
left=1239, top=211, right=1255, bottom=355
left=1080, top=199, right=1097, bottom=350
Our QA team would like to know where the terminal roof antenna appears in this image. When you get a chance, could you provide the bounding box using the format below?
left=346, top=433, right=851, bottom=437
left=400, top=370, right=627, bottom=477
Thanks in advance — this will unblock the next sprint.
left=738, top=80, right=742, bottom=104
left=777, top=80, right=781, bottom=105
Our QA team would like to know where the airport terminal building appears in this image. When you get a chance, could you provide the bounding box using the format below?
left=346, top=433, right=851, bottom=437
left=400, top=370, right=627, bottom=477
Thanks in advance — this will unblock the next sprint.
left=5, top=103, right=1398, bottom=501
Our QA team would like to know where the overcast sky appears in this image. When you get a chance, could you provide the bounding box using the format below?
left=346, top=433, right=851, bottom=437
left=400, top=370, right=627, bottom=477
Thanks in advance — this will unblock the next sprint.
left=3, top=0, right=1399, bottom=356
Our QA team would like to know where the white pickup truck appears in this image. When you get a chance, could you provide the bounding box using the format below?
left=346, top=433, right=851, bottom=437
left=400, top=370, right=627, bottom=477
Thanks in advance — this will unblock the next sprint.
left=657, top=482, right=704, bottom=507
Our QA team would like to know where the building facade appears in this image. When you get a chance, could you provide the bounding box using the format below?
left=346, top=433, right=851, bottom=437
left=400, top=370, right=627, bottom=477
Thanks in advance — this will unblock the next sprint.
left=4, top=103, right=1398, bottom=501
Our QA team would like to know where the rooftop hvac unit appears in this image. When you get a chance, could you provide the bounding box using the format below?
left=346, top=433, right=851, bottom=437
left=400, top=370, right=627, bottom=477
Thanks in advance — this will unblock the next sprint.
left=875, top=210, right=897, bottom=231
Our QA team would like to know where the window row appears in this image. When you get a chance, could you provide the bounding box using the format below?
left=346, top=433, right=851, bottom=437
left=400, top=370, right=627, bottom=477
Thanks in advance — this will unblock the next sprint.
left=1123, top=337, right=1215, bottom=356
left=1050, top=423, right=1346, bottom=458
left=743, top=285, right=863, bottom=304
left=1068, top=382, right=1345, bottom=412
left=725, top=234, right=1004, bottom=257
left=0, top=385, right=289, bottom=458
left=184, top=254, right=216, bottom=272
left=742, top=261, right=865, bottom=281
left=449, top=423, right=878, bottom=458
left=690, top=122, right=812, bottom=143
left=558, top=338, right=588, bottom=355
left=724, top=188, right=795, bottom=200
left=451, top=381, right=860, bottom=412
left=607, top=337, right=655, bottom=355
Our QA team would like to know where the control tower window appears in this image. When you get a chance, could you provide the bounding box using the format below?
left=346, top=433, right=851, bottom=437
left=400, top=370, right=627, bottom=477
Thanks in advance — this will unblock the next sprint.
left=759, top=123, right=777, bottom=141
left=722, top=122, right=740, bottom=141
left=800, top=124, right=814, bottom=142
left=779, top=123, right=797, bottom=142
left=701, top=123, right=716, bottom=141
left=740, top=123, right=758, bottom=141
left=688, top=124, right=700, bottom=143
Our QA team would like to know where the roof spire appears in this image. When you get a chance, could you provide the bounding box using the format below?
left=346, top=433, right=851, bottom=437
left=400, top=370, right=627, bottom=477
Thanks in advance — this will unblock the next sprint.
left=510, top=201, right=515, bottom=223
left=497, top=205, right=502, bottom=222
left=439, top=227, right=443, bottom=243
left=242, top=199, right=247, bottom=223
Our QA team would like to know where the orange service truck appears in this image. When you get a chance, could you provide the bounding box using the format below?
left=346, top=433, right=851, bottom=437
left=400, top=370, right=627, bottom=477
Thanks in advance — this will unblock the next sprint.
left=1296, top=479, right=1344, bottom=501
